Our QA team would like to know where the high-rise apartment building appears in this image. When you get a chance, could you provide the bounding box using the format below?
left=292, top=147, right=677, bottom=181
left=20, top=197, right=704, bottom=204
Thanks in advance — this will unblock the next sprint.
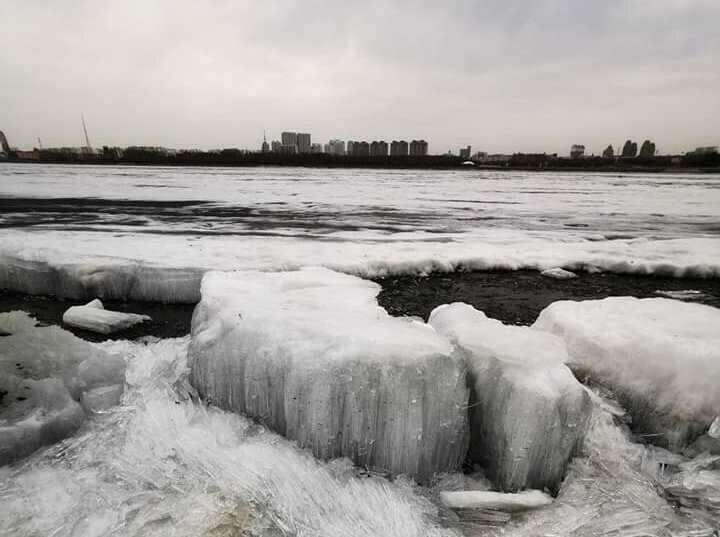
left=459, top=145, right=471, bottom=159
left=281, top=132, right=297, bottom=147
left=409, top=140, right=428, bottom=156
left=390, top=140, right=409, bottom=156
left=297, top=133, right=311, bottom=153
left=326, top=139, right=346, bottom=155
left=370, top=141, right=388, bottom=157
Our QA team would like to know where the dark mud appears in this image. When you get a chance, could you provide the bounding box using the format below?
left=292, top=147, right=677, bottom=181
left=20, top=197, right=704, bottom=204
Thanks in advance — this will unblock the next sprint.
left=375, top=270, right=720, bottom=325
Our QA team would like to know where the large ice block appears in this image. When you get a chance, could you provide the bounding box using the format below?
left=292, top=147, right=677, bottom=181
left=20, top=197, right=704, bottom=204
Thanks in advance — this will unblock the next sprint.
left=0, top=311, right=126, bottom=464
left=62, top=298, right=150, bottom=334
left=534, top=297, right=720, bottom=449
left=429, top=303, right=591, bottom=492
left=189, top=268, right=469, bottom=481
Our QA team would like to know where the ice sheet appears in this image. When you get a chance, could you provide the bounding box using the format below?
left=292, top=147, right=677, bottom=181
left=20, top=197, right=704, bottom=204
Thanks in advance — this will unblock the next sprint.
left=63, top=299, right=151, bottom=334
left=189, top=268, right=469, bottom=481
left=534, top=297, right=720, bottom=449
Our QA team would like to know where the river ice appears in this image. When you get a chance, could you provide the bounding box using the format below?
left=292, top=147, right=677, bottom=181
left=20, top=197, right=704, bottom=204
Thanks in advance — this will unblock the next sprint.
left=1, top=165, right=720, bottom=302
left=1, top=164, right=720, bottom=535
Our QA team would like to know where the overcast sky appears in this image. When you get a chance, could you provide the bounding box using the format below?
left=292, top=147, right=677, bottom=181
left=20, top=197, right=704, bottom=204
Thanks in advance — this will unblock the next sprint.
left=1, top=0, right=718, bottom=155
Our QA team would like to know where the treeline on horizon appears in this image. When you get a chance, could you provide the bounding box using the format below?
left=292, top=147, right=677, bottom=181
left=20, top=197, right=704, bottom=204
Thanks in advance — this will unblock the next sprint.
left=8, top=147, right=720, bottom=170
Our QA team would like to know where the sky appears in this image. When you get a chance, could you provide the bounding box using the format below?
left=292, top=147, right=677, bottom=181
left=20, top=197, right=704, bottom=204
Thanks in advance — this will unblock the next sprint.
left=1, top=0, right=718, bottom=156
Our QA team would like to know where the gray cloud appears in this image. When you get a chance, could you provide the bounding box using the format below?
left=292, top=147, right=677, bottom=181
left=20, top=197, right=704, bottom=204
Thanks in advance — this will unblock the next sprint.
left=1, top=0, right=718, bottom=155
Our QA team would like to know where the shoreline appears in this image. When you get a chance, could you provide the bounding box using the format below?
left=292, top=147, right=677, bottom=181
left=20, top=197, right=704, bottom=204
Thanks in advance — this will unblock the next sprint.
left=3, top=269, right=717, bottom=341
left=2, top=159, right=719, bottom=174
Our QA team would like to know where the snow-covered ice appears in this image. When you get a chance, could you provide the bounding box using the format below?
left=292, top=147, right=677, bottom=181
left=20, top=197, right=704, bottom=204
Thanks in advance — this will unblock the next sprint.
left=1, top=165, right=720, bottom=303
left=63, top=298, right=151, bottom=334
left=189, top=268, right=469, bottom=481
left=429, top=303, right=591, bottom=492
left=534, top=297, right=720, bottom=449
left=0, top=311, right=126, bottom=464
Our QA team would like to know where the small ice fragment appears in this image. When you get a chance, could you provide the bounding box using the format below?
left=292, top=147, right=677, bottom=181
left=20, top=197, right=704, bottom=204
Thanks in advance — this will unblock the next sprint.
left=654, top=289, right=708, bottom=301
left=63, top=299, right=150, bottom=334
left=709, top=417, right=720, bottom=439
left=439, top=489, right=552, bottom=511
left=541, top=267, right=577, bottom=279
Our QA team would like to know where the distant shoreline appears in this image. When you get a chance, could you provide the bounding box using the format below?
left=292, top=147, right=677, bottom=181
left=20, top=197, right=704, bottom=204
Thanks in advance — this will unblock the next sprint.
left=2, top=157, right=719, bottom=174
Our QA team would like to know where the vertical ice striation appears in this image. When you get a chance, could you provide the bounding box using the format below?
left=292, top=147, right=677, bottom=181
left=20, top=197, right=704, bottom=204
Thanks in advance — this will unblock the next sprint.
left=189, top=268, right=469, bottom=481
left=429, top=303, right=591, bottom=493
left=0, top=311, right=126, bottom=465
left=534, top=297, right=720, bottom=449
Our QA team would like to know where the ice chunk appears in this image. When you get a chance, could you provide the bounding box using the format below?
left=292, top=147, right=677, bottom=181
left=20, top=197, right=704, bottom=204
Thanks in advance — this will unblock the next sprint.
left=534, top=297, right=720, bottom=449
left=540, top=267, right=577, bottom=279
left=62, top=299, right=150, bottom=334
left=189, top=268, right=469, bottom=482
left=0, top=377, right=85, bottom=465
left=709, top=416, right=720, bottom=439
left=0, top=311, right=126, bottom=464
left=429, top=303, right=591, bottom=492
left=440, top=489, right=552, bottom=511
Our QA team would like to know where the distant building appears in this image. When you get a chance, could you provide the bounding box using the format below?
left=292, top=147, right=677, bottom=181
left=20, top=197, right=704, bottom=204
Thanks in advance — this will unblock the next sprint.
left=570, top=144, right=585, bottom=159
left=409, top=140, right=428, bottom=156
left=297, top=133, right=311, bottom=153
left=350, top=141, right=370, bottom=157
left=346, top=141, right=355, bottom=155
left=459, top=145, right=472, bottom=159
left=639, top=140, right=656, bottom=157
left=326, top=139, right=345, bottom=155
left=271, top=140, right=281, bottom=152
left=261, top=131, right=270, bottom=153
left=621, top=140, right=638, bottom=158
left=370, top=140, right=388, bottom=157
left=472, top=151, right=487, bottom=161
left=483, top=154, right=512, bottom=164
left=602, top=145, right=614, bottom=159
left=281, top=132, right=297, bottom=147
left=310, top=143, right=323, bottom=153
left=278, top=144, right=297, bottom=154
left=14, top=149, right=40, bottom=161
left=390, top=140, right=408, bottom=156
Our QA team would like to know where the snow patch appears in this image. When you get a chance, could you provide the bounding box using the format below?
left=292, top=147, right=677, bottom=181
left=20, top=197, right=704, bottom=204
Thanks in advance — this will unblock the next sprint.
left=541, top=267, right=577, bottom=279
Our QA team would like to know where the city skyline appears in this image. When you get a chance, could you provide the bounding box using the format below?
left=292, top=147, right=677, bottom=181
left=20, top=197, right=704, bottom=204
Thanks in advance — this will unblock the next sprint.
left=1, top=1, right=719, bottom=155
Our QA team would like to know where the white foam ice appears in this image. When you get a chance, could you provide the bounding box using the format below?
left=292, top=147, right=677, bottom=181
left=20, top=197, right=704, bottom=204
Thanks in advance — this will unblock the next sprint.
left=534, top=297, right=720, bottom=449
left=0, top=311, right=126, bottom=465
left=0, top=336, right=458, bottom=537
left=429, top=303, right=591, bottom=492
left=189, top=268, right=469, bottom=482
left=541, top=267, right=578, bottom=279
left=63, top=298, right=151, bottom=334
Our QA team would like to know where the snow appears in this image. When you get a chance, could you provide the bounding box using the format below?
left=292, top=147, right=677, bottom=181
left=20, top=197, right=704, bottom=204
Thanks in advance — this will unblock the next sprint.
left=0, top=311, right=126, bottom=464
left=541, top=267, right=577, bottom=279
left=1, top=165, right=719, bottom=303
left=189, top=268, right=469, bottom=482
left=534, top=297, right=720, bottom=449
left=429, top=303, right=591, bottom=492
left=440, top=489, right=553, bottom=511
left=63, top=299, right=151, bottom=334
left=710, top=417, right=720, bottom=439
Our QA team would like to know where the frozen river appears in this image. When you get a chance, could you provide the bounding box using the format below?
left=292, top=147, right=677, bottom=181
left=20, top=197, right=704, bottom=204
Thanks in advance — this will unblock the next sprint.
left=1, top=164, right=719, bottom=303
left=1, top=164, right=720, bottom=536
